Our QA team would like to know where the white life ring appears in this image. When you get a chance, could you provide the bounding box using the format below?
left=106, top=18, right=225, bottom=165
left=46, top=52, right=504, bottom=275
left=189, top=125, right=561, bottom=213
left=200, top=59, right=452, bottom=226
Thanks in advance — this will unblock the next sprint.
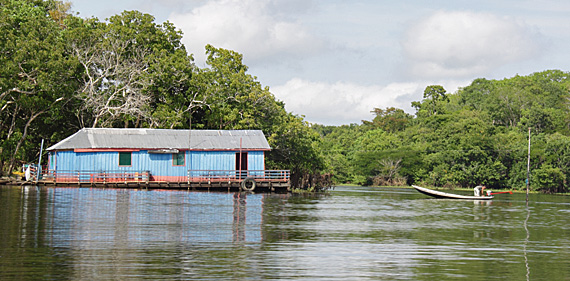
left=241, top=177, right=256, bottom=191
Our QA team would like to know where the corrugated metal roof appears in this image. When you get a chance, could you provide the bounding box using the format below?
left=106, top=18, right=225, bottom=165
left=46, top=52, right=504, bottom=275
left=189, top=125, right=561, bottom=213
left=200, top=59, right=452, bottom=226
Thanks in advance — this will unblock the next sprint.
left=46, top=128, right=271, bottom=151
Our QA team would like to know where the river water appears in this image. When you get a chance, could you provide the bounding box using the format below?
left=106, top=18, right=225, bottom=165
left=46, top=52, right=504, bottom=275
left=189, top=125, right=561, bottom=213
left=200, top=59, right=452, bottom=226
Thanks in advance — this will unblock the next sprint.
left=1, top=185, right=569, bottom=280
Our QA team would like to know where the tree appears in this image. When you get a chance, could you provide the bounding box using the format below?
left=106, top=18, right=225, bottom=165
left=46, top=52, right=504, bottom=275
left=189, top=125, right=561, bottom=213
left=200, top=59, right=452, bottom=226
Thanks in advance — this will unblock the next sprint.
left=314, top=123, right=366, bottom=183
left=193, top=45, right=286, bottom=131
left=363, top=107, right=413, bottom=132
left=190, top=45, right=326, bottom=188
left=352, top=129, right=400, bottom=183
left=412, top=85, right=449, bottom=117
left=69, top=13, right=148, bottom=127
left=0, top=0, right=79, bottom=175
left=543, top=133, right=570, bottom=187
left=520, top=106, right=557, bottom=134
left=73, top=32, right=153, bottom=127
left=533, top=164, right=566, bottom=193
left=68, top=11, right=195, bottom=128
left=373, top=158, right=404, bottom=186
left=266, top=113, right=324, bottom=175
left=106, top=11, right=195, bottom=129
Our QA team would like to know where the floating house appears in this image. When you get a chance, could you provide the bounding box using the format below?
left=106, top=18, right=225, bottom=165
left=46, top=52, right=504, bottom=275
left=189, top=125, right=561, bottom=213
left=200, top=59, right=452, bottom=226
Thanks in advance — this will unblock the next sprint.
left=42, top=128, right=290, bottom=191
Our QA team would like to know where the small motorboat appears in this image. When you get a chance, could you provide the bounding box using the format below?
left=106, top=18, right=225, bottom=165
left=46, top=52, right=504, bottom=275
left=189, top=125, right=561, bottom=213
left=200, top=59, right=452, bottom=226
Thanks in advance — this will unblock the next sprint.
left=413, top=185, right=494, bottom=200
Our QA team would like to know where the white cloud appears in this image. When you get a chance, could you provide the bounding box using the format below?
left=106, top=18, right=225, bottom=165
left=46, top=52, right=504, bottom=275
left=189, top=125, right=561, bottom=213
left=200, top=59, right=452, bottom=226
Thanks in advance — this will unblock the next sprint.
left=402, top=10, right=543, bottom=79
left=168, top=0, right=323, bottom=65
left=271, top=79, right=422, bottom=125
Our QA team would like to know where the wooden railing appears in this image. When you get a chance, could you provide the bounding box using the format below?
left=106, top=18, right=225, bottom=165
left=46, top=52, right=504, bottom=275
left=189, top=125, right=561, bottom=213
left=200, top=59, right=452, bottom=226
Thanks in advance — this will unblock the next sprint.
left=42, top=170, right=150, bottom=183
left=187, top=170, right=290, bottom=182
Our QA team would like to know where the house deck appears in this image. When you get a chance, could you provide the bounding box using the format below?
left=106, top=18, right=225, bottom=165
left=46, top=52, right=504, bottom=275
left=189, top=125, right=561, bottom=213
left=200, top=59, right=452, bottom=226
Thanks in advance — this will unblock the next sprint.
left=36, top=169, right=291, bottom=192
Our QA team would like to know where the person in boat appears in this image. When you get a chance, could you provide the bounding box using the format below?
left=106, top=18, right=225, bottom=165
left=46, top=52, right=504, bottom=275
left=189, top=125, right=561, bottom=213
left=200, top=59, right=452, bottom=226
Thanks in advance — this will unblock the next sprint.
left=474, top=185, right=486, bottom=197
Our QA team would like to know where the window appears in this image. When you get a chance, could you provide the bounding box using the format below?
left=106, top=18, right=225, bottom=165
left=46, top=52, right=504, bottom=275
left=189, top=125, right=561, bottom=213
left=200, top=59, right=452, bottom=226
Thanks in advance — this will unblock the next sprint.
left=119, top=152, right=132, bottom=166
left=173, top=151, right=185, bottom=166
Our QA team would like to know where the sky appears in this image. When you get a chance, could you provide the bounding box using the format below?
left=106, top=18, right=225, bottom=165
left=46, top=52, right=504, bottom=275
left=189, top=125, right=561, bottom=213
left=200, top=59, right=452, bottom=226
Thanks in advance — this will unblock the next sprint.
left=69, top=0, right=570, bottom=125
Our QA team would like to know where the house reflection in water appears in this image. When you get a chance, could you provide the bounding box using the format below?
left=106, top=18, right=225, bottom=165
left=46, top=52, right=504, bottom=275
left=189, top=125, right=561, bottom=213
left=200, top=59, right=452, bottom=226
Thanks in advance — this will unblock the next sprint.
left=43, top=188, right=271, bottom=248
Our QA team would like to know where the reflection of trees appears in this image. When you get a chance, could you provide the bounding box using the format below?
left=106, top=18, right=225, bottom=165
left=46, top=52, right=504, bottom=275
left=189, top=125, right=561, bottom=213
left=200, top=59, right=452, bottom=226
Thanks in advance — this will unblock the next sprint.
left=260, top=194, right=324, bottom=243
left=0, top=186, right=74, bottom=279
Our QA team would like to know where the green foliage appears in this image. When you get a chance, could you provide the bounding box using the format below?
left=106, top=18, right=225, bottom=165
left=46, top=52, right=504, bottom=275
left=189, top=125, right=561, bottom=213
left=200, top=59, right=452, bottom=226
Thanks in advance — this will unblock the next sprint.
left=65, top=10, right=194, bottom=128
left=316, top=70, right=570, bottom=193
left=352, top=129, right=399, bottom=175
left=533, top=164, right=566, bottom=193
left=363, top=107, right=413, bottom=132
left=412, top=85, right=449, bottom=117
left=266, top=113, right=324, bottom=174
left=314, top=123, right=366, bottom=183
left=0, top=0, right=81, bottom=174
left=194, top=45, right=286, bottom=132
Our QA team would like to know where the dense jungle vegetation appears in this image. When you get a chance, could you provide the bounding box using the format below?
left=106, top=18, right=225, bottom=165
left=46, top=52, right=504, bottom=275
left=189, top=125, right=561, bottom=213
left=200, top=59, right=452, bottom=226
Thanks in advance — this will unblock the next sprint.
left=2, top=0, right=570, bottom=192
left=315, top=73, right=570, bottom=193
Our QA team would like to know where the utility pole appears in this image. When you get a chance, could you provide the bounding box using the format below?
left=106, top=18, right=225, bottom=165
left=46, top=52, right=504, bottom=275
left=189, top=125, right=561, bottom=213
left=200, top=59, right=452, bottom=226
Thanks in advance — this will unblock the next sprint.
left=526, top=127, right=531, bottom=203
left=36, top=139, right=44, bottom=183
